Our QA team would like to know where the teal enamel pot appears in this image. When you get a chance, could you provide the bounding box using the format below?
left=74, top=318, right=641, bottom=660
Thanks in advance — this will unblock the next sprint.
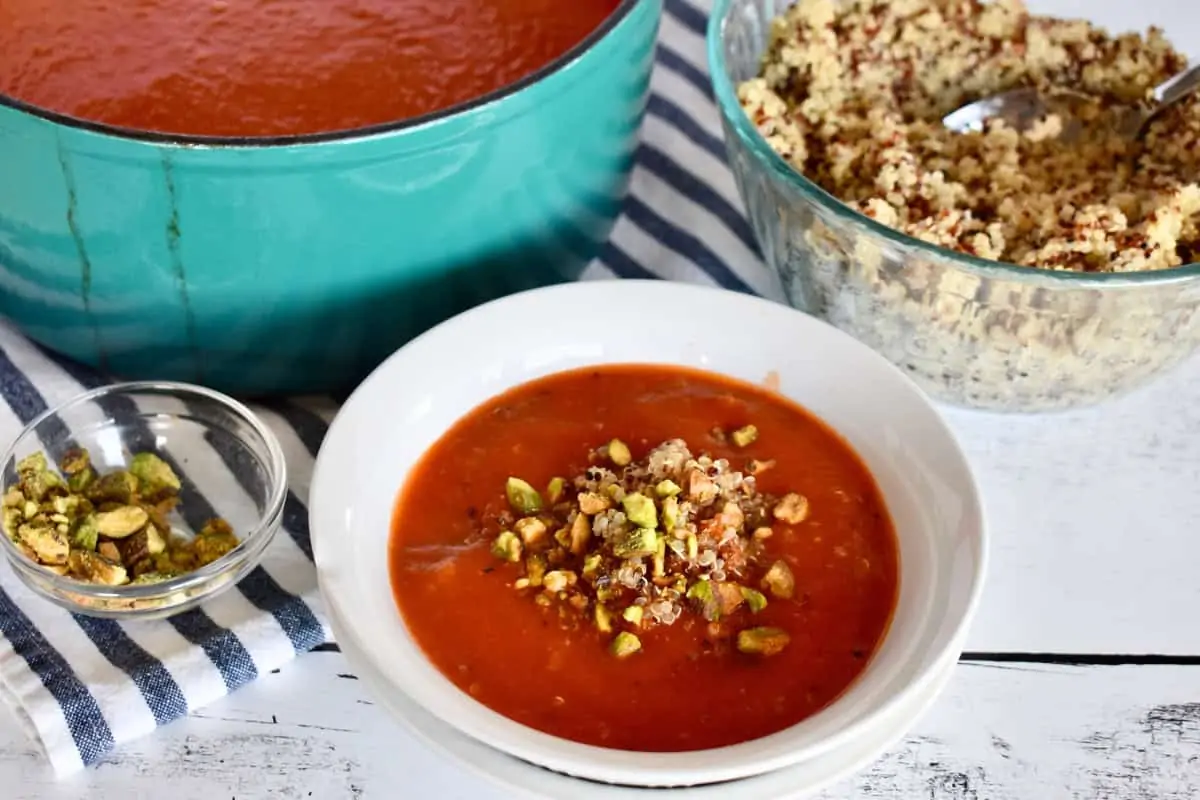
left=0, top=0, right=660, bottom=396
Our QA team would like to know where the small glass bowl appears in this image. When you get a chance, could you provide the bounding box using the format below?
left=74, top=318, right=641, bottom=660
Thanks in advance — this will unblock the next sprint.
left=0, top=381, right=286, bottom=621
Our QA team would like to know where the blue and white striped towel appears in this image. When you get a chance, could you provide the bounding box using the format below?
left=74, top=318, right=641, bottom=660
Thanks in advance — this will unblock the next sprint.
left=0, top=0, right=776, bottom=776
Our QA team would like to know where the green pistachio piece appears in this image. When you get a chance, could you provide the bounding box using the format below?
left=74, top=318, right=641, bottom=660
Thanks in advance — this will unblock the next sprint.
left=661, top=496, right=680, bottom=533
left=607, top=439, right=632, bottom=467
left=72, top=514, right=99, bottom=552
left=594, top=604, right=613, bottom=634
left=17, top=455, right=65, bottom=501
left=2, top=507, right=21, bottom=540
left=582, top=553, right=602, bottom=578
left=741, top=587, right=769, bottom=613
left=15, top=452, right=48, bottom=481
left=731, top=425, right=759, bottom=448
left=2, top=487, right=23, bottom=509
left=652, top=537, right=666, bottom=578
left=622, top=605, right=644, bottom=626
left=514, top=516, right=548, bottom=546
left=526, top=554, right=547, bottom=587
left=546, top=477, right=567, bottom=505
left=610, top=631, right=642, bottom=658
left=94, top=505, right=150, bottom=539
left=687, top=579, right=721, bottom=621
left=17, top=521, right=69, bottom=565
left=68, top=549, right=129, bottom=586
left=655, top=480, right=682, bottom=498
left=761, top=560, right=796, bottom=600
left=505, top=477, right=543, bottom=514
left=542, top=570, right=574, bottom=593
left=129, top=452, right=182, bottom=495
left=736, top=627, right=791, bottom=656
left=490, top=531, right=522, bottom=563
left=568, top=513, right=591, bottom=555
left=613, top=528, right=658, bottom=559
left=686, top=531, right=699, bottom=560
left=86, top=470, right=138, bottom=505
left=621, top=493, right=657, bottom=529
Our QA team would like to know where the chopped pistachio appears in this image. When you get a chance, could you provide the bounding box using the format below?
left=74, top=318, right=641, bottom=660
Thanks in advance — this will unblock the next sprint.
left=607, top=439, right=632, bottom=467
left=68, top=549, right=128, bottom=586
left=622, top=605, right=644, bottom=626
left=687, top=579, right=721, bottom=621
left=94, top=505, right=150, bottom=539
left=72, top=514, right=99, bottom=552
left=582, top=553, right=602, bottom=578
left=594, top=603, right=613, bottom=633
left=761, top=560, right=796, bottom=599
left=86, top=470, right=138, bottom=504
left=129, top=452, right=182, bottom=496
left=660, top=495, right=680, bottom=532
left=568, top=513, right=591, bottom=555
left=193, top=524, right=238, bottom=566
left=654, top=479, right=682, bottom=498
left=526, top=554, right=547, bottom=587
left=117, top=524, right=167, bottom=566
left=2, top=487, right=23, bottom=508
left=621, top=492, right=657, bottom=529
left=577, top=492, right=610, bottom=514
left=613, top=528, right=658, bottom=558
left=736, top=627, right=791, bottom=656
left=514, top=516, right=548, bottom=546
left=741, top=587, right=769, bottom=613
left=546, top=477, right=567, bottom=505
left=542, top=570, right=574, bottom=593
left=97, top=540, right=122, bottom=563
left=505, top=477, right=543, bottom=514
left=17, top=454, right=65, bottom=501
left=731, top=425, right=759, bottom=448
left=610, top=631, right=642, bottom=658
left=686, top=531, right=699, bottom=560
left=716, top=582, right=746, bottom=615
left=773, top=493, right=810, bottom=524
left=490, top=531, right=522, bottom=563
left=652, top=538, right=666, bottom=578
left=553, top=526, right=571, bottom=548
left=2, top=507, right=21, bottom=539
left=18, top=521, right=69, bottom=565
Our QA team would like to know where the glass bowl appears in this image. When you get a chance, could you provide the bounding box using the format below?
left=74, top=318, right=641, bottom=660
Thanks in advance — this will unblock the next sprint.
left=707, top=0, right=1200, bottom=412
left=0, top=381, right=286, bottom=620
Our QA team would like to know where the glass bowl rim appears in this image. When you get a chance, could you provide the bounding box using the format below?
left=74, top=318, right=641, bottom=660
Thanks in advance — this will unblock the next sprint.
left=0, top=380, right=288, bottom=601
left=705, top=0, right=1200, bottom=289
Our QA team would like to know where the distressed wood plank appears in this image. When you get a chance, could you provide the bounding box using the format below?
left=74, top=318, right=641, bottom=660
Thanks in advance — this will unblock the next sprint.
left=2, top=652, right=1198, bottom=798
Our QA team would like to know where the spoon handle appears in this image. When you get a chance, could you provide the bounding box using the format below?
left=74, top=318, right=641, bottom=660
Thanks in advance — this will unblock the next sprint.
left=1153, top=64, right=1200, bottom=110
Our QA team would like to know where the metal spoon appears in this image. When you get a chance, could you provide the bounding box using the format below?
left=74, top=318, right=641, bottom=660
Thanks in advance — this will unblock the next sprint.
left=942, top=64, right=1200, bottom=140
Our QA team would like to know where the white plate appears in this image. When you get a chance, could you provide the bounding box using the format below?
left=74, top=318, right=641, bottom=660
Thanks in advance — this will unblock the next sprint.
left=331, top=600, right=961, bottom=800
left=310, top=280, right=987, bottom=786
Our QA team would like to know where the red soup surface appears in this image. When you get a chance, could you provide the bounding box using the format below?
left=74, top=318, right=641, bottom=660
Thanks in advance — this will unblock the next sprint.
left=0, top=0, right=621, bottom=137
left=389, top=365, right=900, bottom=752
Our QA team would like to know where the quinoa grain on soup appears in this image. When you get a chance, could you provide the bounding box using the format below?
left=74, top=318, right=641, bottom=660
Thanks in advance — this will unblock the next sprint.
left=738, top=0, right=1200, bottom=272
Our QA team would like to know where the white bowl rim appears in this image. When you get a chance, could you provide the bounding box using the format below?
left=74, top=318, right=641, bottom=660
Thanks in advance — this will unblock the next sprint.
left=310, top=279, right=988, bottom=787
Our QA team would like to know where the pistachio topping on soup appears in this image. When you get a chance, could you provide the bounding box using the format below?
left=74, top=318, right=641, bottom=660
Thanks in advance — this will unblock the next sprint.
left=488, top=432, right=813, bottom=657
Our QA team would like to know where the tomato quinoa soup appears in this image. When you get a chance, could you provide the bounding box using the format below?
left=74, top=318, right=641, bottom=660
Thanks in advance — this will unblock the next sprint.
left=389, top=365, right=900, bottom=752
left=0, top=0, right=622, bottom=137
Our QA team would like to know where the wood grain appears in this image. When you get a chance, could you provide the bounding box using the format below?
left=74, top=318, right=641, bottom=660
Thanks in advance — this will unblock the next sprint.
left=2, top=651, right=1197, bottom=798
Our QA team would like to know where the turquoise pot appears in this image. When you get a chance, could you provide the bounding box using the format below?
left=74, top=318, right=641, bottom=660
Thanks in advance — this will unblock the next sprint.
left=0, top=0, right=660, bottom=396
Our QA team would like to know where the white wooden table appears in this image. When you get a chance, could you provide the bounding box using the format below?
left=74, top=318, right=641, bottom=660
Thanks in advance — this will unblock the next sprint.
left=2, top=349, right=1198, bottom=799
left=5, top=0, right=1200, bottom=795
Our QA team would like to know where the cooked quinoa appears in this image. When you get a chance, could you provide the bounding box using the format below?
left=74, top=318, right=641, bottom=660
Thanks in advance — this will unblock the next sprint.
left=738, top=0, right=1200, bottom=272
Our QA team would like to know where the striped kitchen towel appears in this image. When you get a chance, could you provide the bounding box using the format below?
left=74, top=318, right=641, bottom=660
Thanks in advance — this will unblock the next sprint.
left=0, top=0, right=772, bottom=776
